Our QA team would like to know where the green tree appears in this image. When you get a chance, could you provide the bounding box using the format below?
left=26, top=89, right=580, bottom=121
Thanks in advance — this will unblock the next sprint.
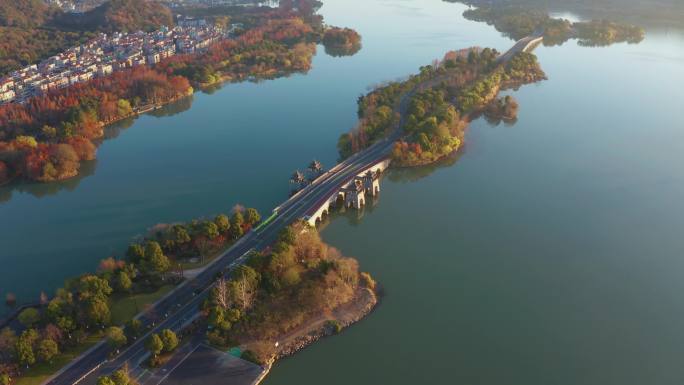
left=278, top=226, right=296, bottom=245
left=41, top=125, right=57, bottom=140
left=16, top=329, right=38, bottom=367
left=84, top=297, right=111, bottom=326
left=115, top=271, right=132, bottom=293
left=125, top=319, right=143, bottom=338
left=229, top=211, right=244, bottom=240
left=207, top=307, right=225, bottom=328
left=200, top=221, right=220, bottom=240
left=96, top=376, right=116, bottom=385
left=126, top=244, right=145, bottom=263
left=111, top=365, right=134, bottom=385
left=37, top=338, right=59, bottom=363
left=146, top=334, right=164, bottom=357
left=18, top=308, right=40, bottom=328
left=0, top=373, right=10, bottom=385
left=107, top=327, right=127, bottom=350
left=116, top=99, right=133, bottom=117
left=214, top=214, right=230, bottom=233
left=144, top=241, right=170, bottom=274
left=244, top=208, right=261, bottom=226
left=77, top=275, right=113, bottom=300
left=159, top=329, right=178, bottom=352
left=225, top=308, right=241, bottom=323
left=57, top=316, right=76, bottom=334
left=15, top=135, right=38, bottom=148
left=172, top=225, right=191, bottom=245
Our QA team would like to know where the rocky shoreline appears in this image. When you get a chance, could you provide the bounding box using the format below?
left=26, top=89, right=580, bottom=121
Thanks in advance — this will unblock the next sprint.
left=254, top=287, right=378, bottom=384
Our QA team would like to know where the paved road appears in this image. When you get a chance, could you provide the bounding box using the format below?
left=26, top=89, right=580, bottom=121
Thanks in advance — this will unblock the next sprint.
left=497, top=30, right=544, bottom=63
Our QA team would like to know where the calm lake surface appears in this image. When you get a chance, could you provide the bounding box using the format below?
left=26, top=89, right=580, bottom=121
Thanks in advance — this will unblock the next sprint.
left=3, top=0, right=684, bottom=383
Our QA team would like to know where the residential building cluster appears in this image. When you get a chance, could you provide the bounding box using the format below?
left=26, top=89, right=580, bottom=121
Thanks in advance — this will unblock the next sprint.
left=0, top=20, right=226, bottom=105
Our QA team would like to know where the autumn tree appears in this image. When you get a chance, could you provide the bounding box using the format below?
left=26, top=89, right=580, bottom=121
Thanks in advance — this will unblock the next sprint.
left=230, top=266, right=259, bottom=311
left=212, top=278, right=230, bottom=310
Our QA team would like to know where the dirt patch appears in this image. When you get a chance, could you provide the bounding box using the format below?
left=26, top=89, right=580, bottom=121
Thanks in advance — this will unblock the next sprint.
left=240, top=286, right=378, bottom=373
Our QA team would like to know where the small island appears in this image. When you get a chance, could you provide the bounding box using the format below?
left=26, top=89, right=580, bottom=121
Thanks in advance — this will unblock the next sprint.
left=483, top=95, right=519, bottom=125
left=322, top=27, right=362, bottom=56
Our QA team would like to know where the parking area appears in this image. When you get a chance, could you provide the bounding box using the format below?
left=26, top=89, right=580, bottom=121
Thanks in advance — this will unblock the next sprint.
left=159, top=344, right=264, bottom=385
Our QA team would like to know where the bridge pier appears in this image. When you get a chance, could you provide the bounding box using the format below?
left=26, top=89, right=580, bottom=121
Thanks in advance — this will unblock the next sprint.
left=343, top=181, right=366, bottom=209
left=305, top=157, right=390, bottom=227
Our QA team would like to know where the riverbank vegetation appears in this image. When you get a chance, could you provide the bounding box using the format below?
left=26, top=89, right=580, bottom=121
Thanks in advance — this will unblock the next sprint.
left=0, top=0, right=362, bottom=187
left=0, top=206, right=260, bottom=385
left=201, top=223, right=377, bottom=364
left=0, top=67, right=191, bottom=184
left=459, top=4, right=644, bottom=46
left=127, top=206, right=261, bottom=268
left=338, top=47, right=545, bottom=166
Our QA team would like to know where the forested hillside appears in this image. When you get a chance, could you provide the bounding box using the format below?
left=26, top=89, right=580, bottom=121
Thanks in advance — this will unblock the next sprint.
left=0, top=0, right=174, bottom=76
left=451, top=0, right=684, bottom=28
left=57, top=0, right=174, bottom=33
left=0, top=0, right=55, bottom=27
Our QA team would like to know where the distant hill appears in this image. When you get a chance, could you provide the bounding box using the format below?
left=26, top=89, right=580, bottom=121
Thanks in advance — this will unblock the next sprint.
left=58, top=0, right=175, bottom=32
left=452, top=0, right=684, bottom=29
left=0, top=0, right=57, bottom=27
left=0, top=0, right=174, bottom=77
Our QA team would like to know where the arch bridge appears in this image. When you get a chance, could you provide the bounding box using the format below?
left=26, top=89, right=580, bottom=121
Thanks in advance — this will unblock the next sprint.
left=304, top=158, right=391, bottom=226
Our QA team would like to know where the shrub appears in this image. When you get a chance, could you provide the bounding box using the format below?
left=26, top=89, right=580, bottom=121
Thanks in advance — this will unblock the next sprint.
left=240, top=350, right=261, bottom=365
left=325, top=319, right=342, bottom=334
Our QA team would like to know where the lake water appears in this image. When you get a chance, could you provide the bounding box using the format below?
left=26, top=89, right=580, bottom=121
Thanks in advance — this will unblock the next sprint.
left=3, top=0, right=684, bottom=383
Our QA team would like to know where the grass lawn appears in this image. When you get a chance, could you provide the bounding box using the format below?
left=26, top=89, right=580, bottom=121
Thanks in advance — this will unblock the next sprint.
left=110, top=285, right=174, bottom=325
left=179, top=244, right=231, bottom=270
left=15, top=333, right=103, bottom=385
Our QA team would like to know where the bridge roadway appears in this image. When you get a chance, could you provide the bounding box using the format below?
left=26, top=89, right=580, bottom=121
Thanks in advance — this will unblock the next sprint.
left=496, top=31, right=544, bottom=63
left=45, top=130, right=399, bottom=385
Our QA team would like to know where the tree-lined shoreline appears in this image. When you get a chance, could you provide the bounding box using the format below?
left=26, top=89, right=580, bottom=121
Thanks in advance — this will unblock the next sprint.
left=0, top=1, right=362, bottom=188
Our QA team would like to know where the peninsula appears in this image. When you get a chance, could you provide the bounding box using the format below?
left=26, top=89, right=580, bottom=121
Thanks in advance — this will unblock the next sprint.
left=338, top=47, right=545, bottom=166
